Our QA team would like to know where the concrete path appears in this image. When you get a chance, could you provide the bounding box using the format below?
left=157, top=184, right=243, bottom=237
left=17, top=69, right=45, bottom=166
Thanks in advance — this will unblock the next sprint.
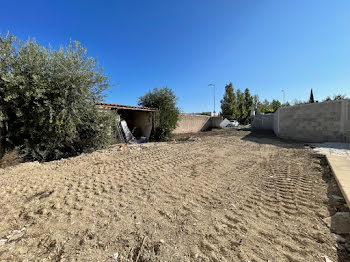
left=312, top=142, right=350, bottom=157
left=327, top=155, right=350, bottom=207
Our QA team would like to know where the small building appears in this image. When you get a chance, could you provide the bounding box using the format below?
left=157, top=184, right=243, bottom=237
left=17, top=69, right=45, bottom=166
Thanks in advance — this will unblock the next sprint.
left=97, top=103, right=157, bottom=141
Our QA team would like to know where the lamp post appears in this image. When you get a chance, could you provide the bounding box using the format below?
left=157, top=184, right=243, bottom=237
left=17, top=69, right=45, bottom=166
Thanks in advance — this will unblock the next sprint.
left=208, top=83, right=216, bottom=116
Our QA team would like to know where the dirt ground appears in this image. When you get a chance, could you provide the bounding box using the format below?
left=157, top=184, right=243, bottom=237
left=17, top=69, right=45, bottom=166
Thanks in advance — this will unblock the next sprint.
left=0, top=129, right=349, bottom=261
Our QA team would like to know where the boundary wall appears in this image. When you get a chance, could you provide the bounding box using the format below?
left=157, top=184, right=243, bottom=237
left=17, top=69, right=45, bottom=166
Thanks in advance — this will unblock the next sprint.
left=251, top=114, right=274, bottom=132
left=173, top=114, right=223, bottom=134
left=253, top=99, right=350, bottom=142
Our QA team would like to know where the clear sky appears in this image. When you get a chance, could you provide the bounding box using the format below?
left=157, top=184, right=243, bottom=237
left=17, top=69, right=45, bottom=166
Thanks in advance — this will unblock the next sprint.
left=1, top=0, right=350, bottom=113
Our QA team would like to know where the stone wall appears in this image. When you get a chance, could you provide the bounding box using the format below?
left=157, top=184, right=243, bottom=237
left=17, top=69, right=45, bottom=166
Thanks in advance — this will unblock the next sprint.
left=274, top=99, right=350, bottom=142
left=251, top=114, right=274, bottom=132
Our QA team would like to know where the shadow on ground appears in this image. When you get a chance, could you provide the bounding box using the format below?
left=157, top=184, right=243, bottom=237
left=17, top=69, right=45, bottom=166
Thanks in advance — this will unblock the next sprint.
left=241, top=131, right=306, bottom=149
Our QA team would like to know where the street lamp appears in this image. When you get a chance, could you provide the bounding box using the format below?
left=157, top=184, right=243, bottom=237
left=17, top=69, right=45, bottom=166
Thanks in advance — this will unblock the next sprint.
left=208, top=83, right=216, bottom=116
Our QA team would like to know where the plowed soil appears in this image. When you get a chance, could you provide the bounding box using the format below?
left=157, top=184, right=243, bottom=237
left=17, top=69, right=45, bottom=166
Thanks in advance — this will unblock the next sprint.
left=0, top=130, right=346, bottom=261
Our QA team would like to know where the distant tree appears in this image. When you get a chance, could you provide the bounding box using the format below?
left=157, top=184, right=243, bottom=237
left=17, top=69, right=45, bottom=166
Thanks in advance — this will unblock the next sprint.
left=282, top=101, right=291, bottom=107
left=333, top=94, right=347, bottom=100
left=220, top=82, right=237, bottom=120
left=271, top=99, right=281, bottom=112
left=243, top=88, right=253, bottom=123
left=309, top=89, right=315, bottom=103
left=252, top=95, right=260, bottom=113
left=323, top=94, right=347, bottom=102
left=292, top=99, right=307, bottom=105
left=138, top=87, right=180, bottom=141
left=262, top=99, right=271, bottom=113
left=236, top=89, right=247, bottom=124
left=257, top=101, right=264, bottom=114
left=200, top=112, right=211, bottom=116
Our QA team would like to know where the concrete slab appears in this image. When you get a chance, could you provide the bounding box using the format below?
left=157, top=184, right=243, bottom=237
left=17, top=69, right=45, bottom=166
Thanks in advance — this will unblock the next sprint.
left=313, top=142, right=350, bottom=157
left=327, top=155, right=350, bottom=208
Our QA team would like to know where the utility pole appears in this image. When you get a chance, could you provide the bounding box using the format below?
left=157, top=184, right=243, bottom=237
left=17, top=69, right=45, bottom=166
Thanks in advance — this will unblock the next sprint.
left=281, top=90, right=285, bottom=105
left=208, top=83, right=216, bottom=115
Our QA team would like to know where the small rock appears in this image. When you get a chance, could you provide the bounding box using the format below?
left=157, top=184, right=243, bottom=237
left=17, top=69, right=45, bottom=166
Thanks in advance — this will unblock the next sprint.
left=323, top=255, right=333, bottom=262
left=336, top=243, right=345, bottom=250
left=7, top=230, right=25, bottom=242
left=331, top=233, right=346, bottom=243
left=322, top=212, right=350, bottom=234
left=188, top=137, right=201, bottom=142
left=344, top=243, right=350, bottom=252
left=113, top=252, right=119, bottom=261
left=159, top=239, right=165, bottom=244
left=328, top=198, right=346, bottom=209
left=329, top=194, right=344, bottom=200
left=0, top=239, right=7, bottom=246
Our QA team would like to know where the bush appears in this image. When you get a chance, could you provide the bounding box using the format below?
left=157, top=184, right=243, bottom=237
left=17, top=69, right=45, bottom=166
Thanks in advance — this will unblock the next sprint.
left=0, top=33, right=117, bottom=161
left=138, top=87, right=180, bottom=141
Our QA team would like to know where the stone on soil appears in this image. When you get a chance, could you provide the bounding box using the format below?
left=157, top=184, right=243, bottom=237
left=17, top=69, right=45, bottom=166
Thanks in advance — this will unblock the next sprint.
left=323, top=212, right=350, bottom=234
left=331, top=233, right=346, bottom=243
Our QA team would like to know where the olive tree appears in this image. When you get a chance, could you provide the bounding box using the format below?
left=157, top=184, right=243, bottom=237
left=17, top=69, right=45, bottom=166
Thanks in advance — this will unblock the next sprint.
left=138, top=87, right=180, bottom=141
left=0, top=33, right=116, bottom=161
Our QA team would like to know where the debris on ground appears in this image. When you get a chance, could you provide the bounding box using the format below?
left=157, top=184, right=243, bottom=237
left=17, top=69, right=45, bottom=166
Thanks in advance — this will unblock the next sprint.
left=0, top=239, right=7, bottom=246
left=323, top=255, right=334, bottom=262
left=323, top=212, right=350, bottom=234
left=220, top=118, right=239, bottom=128
left=121, top=120, right=134, bottom=142
left=113, top=252, right=119, bottom=261
left=331, top=233, right=346, bottom=243
left=7, top=228, right=26, bottom=242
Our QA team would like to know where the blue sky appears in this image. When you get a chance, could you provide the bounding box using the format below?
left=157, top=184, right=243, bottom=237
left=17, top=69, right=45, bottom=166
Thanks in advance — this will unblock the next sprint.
left=1, top=0, right=350, bottom=113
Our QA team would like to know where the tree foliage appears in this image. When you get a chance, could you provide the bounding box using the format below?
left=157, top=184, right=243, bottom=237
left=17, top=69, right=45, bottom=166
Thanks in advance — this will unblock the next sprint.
left=236, top=89, right=247, bottom=124
left=0, top=33, right=117, bottom=161
left=324, top=94, right=347, bottom=101
left=219, top=85, right=283, bottom=124
left=271, top=99, right=281, bottom=112
left=220, top=82, right=237, bottom=120
left=243, top=88, right=253, bottom=124
left=309, top=89, right=314, bottom=103
left=138, top=87, right=180, bottom=141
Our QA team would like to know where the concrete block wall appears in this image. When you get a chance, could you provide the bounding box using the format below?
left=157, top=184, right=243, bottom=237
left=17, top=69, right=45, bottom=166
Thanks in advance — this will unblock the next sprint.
left=252, top=114, right=274, bottom=132
left=210, top=116, right=224, bottom=128
left=274, top=99, right=350, bottom=142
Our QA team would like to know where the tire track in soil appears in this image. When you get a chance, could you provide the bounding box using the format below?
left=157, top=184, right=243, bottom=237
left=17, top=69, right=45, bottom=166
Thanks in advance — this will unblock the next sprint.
left=0, top=132, right=338, bottom=261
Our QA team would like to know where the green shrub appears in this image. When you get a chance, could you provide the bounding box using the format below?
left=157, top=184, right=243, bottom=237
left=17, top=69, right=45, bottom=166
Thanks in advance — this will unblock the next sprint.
left=0, top=32, right=116, bottom=161
left=138, top=87, right=180, bottom=141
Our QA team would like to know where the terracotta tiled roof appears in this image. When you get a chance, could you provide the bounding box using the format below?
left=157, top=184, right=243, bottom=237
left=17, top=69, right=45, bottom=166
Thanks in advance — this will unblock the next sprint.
left=97, top=102, right=157, bottom=112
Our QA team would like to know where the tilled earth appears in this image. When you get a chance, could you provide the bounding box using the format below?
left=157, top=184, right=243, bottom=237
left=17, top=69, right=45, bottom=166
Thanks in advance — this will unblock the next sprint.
left=0, top=130, right=348, bottom=261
